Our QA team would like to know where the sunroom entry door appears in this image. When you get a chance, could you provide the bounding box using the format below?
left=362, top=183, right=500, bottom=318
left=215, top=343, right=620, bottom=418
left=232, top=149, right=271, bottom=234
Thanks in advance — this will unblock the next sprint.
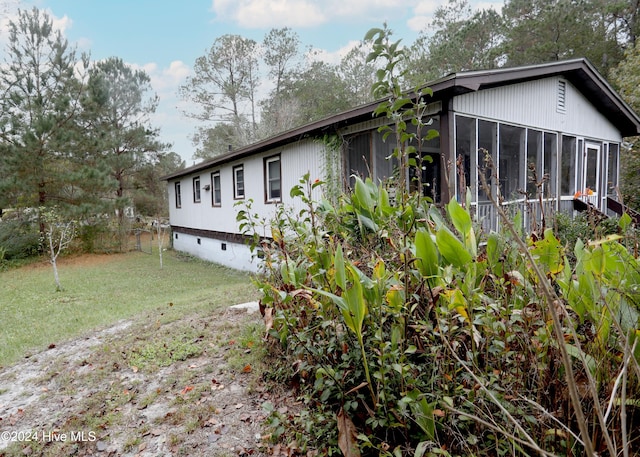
left=581, top=142, right=601, bottom=207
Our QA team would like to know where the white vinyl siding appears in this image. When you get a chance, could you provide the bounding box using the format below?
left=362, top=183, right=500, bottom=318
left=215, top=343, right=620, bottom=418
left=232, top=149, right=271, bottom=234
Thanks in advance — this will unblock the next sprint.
left=453, top=77, right=620, bottom=141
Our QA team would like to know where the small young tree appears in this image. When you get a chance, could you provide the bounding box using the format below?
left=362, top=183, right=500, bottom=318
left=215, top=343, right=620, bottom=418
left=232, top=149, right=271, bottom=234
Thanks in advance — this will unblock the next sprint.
left=41, top=208, right=76, bottom=291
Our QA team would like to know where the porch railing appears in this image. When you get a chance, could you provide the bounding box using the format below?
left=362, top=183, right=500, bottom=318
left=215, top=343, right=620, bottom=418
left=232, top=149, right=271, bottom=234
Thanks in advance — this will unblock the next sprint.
left=472, top=198, right=559, bottom=233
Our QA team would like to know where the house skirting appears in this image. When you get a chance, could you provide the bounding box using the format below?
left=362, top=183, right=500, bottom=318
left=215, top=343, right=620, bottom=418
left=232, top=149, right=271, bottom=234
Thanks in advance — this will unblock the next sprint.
left=171, top=226, right=262, bottom=272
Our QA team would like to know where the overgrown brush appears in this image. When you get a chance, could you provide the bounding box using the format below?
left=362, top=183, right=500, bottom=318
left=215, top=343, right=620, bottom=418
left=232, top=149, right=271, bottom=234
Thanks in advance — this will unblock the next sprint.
left=238, top=24, right=640, bottom=457
left=240, top=174, right=640, bottom=456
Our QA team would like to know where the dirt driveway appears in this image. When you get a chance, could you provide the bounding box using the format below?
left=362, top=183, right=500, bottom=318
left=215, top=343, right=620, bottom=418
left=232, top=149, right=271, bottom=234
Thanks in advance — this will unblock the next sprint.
left=0, top=304, right=286, bottom=456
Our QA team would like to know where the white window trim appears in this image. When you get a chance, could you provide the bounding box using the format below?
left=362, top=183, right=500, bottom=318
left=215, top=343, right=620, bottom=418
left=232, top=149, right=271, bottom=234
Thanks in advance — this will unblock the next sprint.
left=264, top=155, right=282, bottom=203
left=211, top=171, right=221, bottom=206
left=233, top=165, right=245, bottom=199
left=175, top=182, right=182, bottom=208
left=193, top=176, right=201, bottom=203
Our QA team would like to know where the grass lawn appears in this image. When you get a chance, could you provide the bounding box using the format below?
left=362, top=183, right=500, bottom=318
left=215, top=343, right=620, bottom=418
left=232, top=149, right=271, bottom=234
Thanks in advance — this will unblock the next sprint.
left=0, top=249, right=259, bottom=367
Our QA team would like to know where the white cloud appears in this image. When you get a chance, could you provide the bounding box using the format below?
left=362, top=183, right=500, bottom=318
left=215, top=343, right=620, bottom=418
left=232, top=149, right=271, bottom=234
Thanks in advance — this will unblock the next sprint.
left=308, top=39, right=361, bottom=65
left=212, top=0, right=327, bottom=28
left=211, top=0, right=425, bottom=29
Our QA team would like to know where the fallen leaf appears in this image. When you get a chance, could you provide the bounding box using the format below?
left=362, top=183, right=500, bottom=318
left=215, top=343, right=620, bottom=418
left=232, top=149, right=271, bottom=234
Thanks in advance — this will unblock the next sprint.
left=48, top=343, right=56, bottom=349
left=263, top=308, right=274, bottom=339
left=337, top=408, right=361, bottom=457
left=180, top=385, right=194, bottom=395
left=131, top=366, right=139, bottom=373
left=242, top=364, right=252, bottom=373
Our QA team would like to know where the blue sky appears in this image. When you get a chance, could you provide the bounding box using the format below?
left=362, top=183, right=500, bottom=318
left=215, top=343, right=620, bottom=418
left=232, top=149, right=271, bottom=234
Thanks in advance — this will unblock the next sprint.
left=1, top=0, right=500, bottom=163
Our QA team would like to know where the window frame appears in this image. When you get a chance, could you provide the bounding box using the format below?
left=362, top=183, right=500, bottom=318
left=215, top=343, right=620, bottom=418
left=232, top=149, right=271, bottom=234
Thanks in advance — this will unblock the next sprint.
left=211, top=171, right=221, bottom=207
left=175, top=181, right=182, bottom=208
left=193, top=176, right=201, bottom=203
left=264, top=154, right=282, bottom=203
left=233, top=165, right=245, bottom=200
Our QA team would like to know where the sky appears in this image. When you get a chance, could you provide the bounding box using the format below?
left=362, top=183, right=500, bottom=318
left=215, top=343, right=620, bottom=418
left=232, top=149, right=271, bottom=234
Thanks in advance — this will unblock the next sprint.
left=0, top=0, right=500, bottom=164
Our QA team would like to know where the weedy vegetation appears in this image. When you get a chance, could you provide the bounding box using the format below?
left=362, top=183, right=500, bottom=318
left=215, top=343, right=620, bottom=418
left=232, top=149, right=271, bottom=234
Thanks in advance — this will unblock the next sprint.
left=237, top=26, right=640, bottom=457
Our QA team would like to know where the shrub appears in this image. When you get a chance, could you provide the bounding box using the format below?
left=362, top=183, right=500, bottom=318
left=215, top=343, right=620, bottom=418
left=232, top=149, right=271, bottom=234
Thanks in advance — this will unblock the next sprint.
left=0, top=217, right=40, bottom=260
left=240, top=173, right=640, bottom=456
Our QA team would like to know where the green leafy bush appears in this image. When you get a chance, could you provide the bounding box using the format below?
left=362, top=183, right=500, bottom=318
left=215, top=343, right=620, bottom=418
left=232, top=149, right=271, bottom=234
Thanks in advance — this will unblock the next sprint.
left=239, top=24, right=640, bottom=457
left=0, top=217, right=40, bottom=260
left=240, top=176, right=640, bottom=456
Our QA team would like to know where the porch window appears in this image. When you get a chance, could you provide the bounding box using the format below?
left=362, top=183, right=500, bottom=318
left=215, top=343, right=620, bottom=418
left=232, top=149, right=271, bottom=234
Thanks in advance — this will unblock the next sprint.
left=264, top=155, right=281, bottom=203
left=346, top=132, right=371, bottom=188
left=544, top=133, right=558, bottom=195
left=175, top=182, right=182, bottom=208
left=455, top=115, right=475, bottom=199
left=560, top=136, right=576, bottom=195
left=499, top=124, right=525, bottom=200
left=211, top=171, right=221, bottom=206
left=477, top=120, right=497, bottom=201
left=526, top=130, right=543, bottom=197
left=607, top=143, right=619, bottom=195
left=233, top=165, right=245, bottom=199
left=193, top=177, right=201, bottom=203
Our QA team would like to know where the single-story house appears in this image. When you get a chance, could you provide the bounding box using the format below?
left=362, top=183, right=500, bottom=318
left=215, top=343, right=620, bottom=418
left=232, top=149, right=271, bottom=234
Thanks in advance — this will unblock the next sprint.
left=163, top=58, right=640, bottom=272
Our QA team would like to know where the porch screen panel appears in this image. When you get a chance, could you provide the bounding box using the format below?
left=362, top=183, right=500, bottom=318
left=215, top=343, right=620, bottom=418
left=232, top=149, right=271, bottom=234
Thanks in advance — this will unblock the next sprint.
left=499, top=124, right=525, bottom=199
left=544, top=132, right=557, bottom=196
left=346, top=132, right=372, bottom=188
left=561, top=136, right=576, bottom=195
left=478, top=120, right=497, bottom=201
left=527, top=130, right=542, bottom=197
left=455, top=116, right=475, bottom=200
left=607, top=143, right=619, bottom=196
left=372, top=130, right=396, bottom=182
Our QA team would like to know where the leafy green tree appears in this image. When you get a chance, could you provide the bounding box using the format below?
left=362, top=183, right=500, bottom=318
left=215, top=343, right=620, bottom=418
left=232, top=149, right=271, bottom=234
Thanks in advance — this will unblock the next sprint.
left=338, top=43, right=377, bottom=105
left=406, top=0, right=504, bottom=85
left=0, top=8, right=87, bottom=224
left=260, top=28, right=302, bottom=135
left=81, top=57, right=169, bottom=228
left=610, top=41, right=640, bottom=211
left=131, top=151, right=184, bottom=217
left=501, top=0, right=623, bottom=74
left=180, top=34, right=260, bottom=156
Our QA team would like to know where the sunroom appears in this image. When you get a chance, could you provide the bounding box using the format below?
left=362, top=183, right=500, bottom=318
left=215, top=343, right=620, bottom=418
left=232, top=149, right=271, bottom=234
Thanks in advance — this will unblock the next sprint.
left=454, top=114, right=621, bottom=232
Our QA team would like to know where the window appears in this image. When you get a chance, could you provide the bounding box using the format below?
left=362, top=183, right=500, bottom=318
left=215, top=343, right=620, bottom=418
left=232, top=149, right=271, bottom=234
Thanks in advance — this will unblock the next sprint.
left=527, top=130, right=543, bottom=197
left=607, top=143, right=619, bottom=194
left=455, top=115, right=476, bottom=200
left=561, top=136, right=576, bottom=195
left=478, top=120, right=497, bottom=201
left=233, top=165, right=245, bottom=199
left=499, top=124, right=525, bottom=199
left=211, top=171, right=221, bottom=206
left=193, top=177, right=201, bottom=203
left=264, top=155, right=281, bottom=203
left=175, top=182, right=182, bottom=208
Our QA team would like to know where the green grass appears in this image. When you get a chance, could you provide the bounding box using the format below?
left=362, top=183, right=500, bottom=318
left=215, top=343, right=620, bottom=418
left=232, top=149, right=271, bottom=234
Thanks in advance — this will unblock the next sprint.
left=0, top=249, right=259, bottom=367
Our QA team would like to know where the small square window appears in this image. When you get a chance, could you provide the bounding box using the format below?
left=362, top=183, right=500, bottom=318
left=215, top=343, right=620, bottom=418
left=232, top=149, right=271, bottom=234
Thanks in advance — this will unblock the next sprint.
left=175, top=233, right=178, bottom=239
left=221, top=243, right=227, bottom=251
left=197, top=238, right=201, bottom=245
left=193, top=177, right=201, bottom=203
left=233, top=165, right=245, bottom=199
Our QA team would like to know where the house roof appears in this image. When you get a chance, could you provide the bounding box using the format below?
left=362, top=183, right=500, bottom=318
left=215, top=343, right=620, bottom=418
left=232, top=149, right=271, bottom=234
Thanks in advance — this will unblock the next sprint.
left=163, top=58, right=640, bottom=181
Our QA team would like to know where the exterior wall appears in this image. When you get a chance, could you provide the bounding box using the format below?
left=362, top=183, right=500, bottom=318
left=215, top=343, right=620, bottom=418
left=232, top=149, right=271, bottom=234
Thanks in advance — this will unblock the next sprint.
left=172, top=231, right=259, bottom=272
left=168, top=140, right=323, bottom=234
left=167, top=139, right=324, bottom=268
left=453, top=77, right=621, bottom=142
